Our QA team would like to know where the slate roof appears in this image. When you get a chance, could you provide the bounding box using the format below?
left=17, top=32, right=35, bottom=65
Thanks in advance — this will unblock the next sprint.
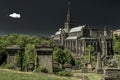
left=69, top=25, right=85, bottom=33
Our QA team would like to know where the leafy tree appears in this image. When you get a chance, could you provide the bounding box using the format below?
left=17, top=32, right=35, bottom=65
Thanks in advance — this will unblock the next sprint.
left=0, top=34, right=51, bottom=68
left=48, top=39, right=57, bottom=46
left=14, top=50, right=24, bottom=70
left=53, top=47, right=72, bottom=69
left=6, top=34, right=19, bottom=44
left=53, top=47, right=66, bottom=68
left=82, top=45, right=95, bottom=63
left=113, top=34, right=120, bottom=55
left=113, top=40, right=120, bottom=55
left=114, top=34, right=120, bottom=41
left=24, top=44, right=37, bottom=69
left=63, top=48, right=72, bottom=64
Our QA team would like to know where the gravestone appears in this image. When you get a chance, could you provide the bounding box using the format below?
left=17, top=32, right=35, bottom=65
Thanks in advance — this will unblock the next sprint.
left=81, top=63, right=88, bottom=73
left=64, top=64, right=72, bottom=72
left=53, top=62, right=60, bottom=72
left=36, top=44, right=53, bottom=73
left=96, top=52, right=103, bottom=74
left=27, top=62, right=35, bottom=72
left=6, top=45, right=24, bottom=70
left=108, top=55, right=118, bottom=68
left=81, top=67, right=88, bottom=73
left=103, top=68, right=120, bottom=80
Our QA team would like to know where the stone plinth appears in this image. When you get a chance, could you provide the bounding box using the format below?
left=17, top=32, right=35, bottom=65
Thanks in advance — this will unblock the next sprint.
left=36, top=44, right=53, bottom=73
left=64, top=64, right=72, bottom=72
left=27, top=62, right=35, bottom=72
left=5, top=45, right=24, bottom=71
left=103, top=68, right=120, bottom=80
left=96, top=69, right=103, bottom=74
left=81, top=68, right=88, bottom=73
left=5, top=45, right=24, bottom=64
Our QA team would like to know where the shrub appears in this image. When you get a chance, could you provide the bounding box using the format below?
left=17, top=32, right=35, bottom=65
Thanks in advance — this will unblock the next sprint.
left=3, top=63, right=15, bottom=69
left=53, top=68, right=63, bottom=73
left=0, top=62, right=6, bottom=68
left=34, top=66, right=48, bottom=73
left=56, top=70, right=72, bottom=77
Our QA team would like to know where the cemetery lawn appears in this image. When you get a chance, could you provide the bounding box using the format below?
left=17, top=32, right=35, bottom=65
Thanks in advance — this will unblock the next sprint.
left=86, top=73, right=102, bottom=80
left=73, top=72, right=102, bottom=80
left=0, top=68, right=69, bottom=80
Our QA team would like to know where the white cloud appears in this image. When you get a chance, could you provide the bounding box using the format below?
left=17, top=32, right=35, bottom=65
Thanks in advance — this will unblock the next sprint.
left=9, top=13, right=21, bottom=18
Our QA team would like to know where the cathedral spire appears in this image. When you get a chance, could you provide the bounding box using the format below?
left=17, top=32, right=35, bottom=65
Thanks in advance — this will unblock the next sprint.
left=66, top=1, right=71, bottom=22
left=64, top=1, right=72, bottom=32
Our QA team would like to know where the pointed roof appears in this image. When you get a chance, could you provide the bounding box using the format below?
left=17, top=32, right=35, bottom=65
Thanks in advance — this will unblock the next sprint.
left=69, top=25, right=85, bottom=33
left=66, top=1, right=71, bottom=22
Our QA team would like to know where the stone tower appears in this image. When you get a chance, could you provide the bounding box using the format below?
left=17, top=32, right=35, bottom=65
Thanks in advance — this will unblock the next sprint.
left=64, top=1, right=72, bottom=32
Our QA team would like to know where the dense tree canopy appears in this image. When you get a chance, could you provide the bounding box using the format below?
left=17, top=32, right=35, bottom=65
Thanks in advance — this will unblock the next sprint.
left=82, top=45, right=95, bottom=64
left=113, top=35, right=120, bottom=55
left=0, top=34, right=55, bottom=67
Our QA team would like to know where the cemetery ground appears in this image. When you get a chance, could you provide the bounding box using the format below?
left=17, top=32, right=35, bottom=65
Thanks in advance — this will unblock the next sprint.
left=0, top=68, right=102, bottom=80
left=0, top=68, right=69, bottom=80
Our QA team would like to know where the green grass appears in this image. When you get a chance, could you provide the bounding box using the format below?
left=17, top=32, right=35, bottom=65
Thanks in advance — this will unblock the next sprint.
left=0, top=69, right=69, bottom=80
left=85, top=73, right=102, bottom=80
left=0, top=68, right=103, bottom=80
left=72, top=70, right=102, bottom=80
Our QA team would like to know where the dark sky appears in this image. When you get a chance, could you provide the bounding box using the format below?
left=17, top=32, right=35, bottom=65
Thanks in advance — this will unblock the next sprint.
left=0, top=0, right=120, bottom=35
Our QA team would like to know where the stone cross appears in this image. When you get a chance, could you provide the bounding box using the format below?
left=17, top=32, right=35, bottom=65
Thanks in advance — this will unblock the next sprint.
left=96, top=52, right=103, bottom=74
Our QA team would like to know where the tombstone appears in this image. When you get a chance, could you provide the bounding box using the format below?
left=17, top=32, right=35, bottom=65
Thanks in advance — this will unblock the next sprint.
left=102, top=56, right=112, bottom=67
left=5, top=45, right=24, bottom=70
left=103, top=68, right=120, bottom=80
left=81, top=68, right=88, bottom=73
left=81, top=64, right=88, bottom=73
left=108, top=55, right=118, bottom=68
left=64, top=64, right=72, bottom=72
left=27, top=62, right=35, bottom=72
left=36, top=44, right=53, bottom=73
left=53, top=62, right=60, bottom=72
left=96, top=52, right=103, bottom=74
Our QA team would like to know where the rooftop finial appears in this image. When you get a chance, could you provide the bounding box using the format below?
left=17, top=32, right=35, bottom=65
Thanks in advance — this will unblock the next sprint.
left=104, top=26, right=107, bottom=36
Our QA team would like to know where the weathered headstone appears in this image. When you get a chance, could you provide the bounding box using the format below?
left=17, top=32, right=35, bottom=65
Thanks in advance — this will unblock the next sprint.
left=27, top=62, right=35, bottom=72
left=81, top=67, right=88, bottom=73
left=36, top=44, right=53, bottom=73
left=64, top=64, right=72, bottom=72
left=103, top=68, right=120, bottom=80
left=6, top=45, right=24, bottom=70
left=108, top=55, right=118, bottom=68
left=53, top=62, right=60, bottom=72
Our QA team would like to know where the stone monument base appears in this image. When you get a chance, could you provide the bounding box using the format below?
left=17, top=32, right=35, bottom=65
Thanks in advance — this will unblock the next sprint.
left=103, top=68, right=120, bottom=80
left=96, top=68, right=103, bottom=74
